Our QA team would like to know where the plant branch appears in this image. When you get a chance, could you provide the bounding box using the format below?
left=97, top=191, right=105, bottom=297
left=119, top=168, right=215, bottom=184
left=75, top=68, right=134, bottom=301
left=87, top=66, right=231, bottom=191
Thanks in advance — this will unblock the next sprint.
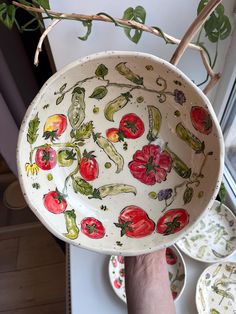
left=34, top=18, right=61, bottom=65
left=13, top=1, right=220, bottom=93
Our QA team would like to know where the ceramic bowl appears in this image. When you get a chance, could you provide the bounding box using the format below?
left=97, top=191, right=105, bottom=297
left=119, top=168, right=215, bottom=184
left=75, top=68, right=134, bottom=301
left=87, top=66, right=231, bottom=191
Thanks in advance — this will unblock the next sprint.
left=17, top=51, right=224, bottom=255
left=108, top=245, right=186, bottom=303
left=177, top=200, right=236, bottom=263
left=196, top=262, right=236, bottom=314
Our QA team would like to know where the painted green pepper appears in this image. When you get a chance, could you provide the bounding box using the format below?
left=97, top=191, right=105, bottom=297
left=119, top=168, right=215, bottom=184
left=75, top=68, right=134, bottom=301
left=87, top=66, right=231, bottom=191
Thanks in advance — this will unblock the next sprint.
left=147, top=105, right=162, bottom=142
left=104, top=92, right=132, bottom=122
left=64, top=209, right=79, bottom=240
left=90, top=184, right=137, bottom=199
left=115, top=62, right=143, bottom=85
left=68, top=87, right=86, bottom=130
left=176, top=123, right=205, bottom=153
left=93, top=133, right=124, bottom=173
left=165, top=146, right=191, bottom=179
left=210, top=309, right=220, bottom=314
left=197, top=245, right=207, bottom=258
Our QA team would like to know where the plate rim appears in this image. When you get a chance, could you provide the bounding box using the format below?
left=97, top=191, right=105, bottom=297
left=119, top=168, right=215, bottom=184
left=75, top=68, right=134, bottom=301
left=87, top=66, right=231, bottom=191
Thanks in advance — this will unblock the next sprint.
left=17, top=50, right=225, bottom=256
left=195, top=261, right=236, bottom=314
left=108, top=244, right=187, bottom=303
left=176, top=200, right=236, bottom=263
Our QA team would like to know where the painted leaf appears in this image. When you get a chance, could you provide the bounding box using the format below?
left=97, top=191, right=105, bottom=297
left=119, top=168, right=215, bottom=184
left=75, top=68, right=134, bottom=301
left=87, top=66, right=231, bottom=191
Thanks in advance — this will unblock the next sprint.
left=79, top=20, right=92, bottom=41
left=183, top=187, right=193, bottom=204
left=123, top=6, right=146, bottom=44
left=218, top=182, right=226, bottom=204
left=177, top=274, right=185, bottom=281
left=72, top=121, right=94, bottom=141
left=27, top=113, right=40, bottom=144
left=59, top=83, right=67, bottom=93
left=168, top=272, right=173, bottom=281
left=72, top=177, right=93, bottom=196
left=190, top=234, right=205, bottom=242
left=89, top=86, right=108, bottom=100
left=56, top=94, right=64, bottom=105
left=95, top=64, right=108, bottom=79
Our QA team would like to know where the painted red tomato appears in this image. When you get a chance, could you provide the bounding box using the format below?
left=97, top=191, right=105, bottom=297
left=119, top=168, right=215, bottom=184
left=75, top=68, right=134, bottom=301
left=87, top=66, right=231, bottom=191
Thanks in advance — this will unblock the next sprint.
left=166, top=247, right=178, bottom=265
left=156, top=209, right=189, bottom=236
left=43, top=114, right=67, bottom=140
left=106, top=128, right=119, bottom=143
left=111, top=256, right=117, bottom=268
left=190, top=106, right=212, bottom=135
left=117, top=256, right=124, bottom=264
left=114, top=278, right=122, bottom=289
left=119, top=113, right=144, bottom=139
left=44, top=190, right=67, bottom=214
left=119, top=268, right=125, bottom=277
left=35, top=147, right=57, bottom=170
left=114, top=205, right=155, bottom=238
left=81, top=217, right=105, bottom=239
left=172, top=291, right=178, bottom=300
left=79, top=150, right=99, bottom=181
left=129, top=144, right=172, bottom=185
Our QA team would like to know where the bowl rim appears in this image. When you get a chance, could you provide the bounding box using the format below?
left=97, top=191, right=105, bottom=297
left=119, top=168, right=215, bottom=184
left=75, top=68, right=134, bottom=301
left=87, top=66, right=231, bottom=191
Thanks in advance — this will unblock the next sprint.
left=17, top=50, right=225, bottom=256
left=177, top=200, right=236, bottom=263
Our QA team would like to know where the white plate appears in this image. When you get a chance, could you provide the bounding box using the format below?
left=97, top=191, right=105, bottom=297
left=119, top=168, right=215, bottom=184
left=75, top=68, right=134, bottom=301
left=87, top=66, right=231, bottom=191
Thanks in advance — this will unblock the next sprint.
left=196, top=262, right=236, bottom=314
left=177, top=200, right=236, bottom=263
left=108, top=245, right=186, bottom=303
left=17, top=51, right=224, bottom=255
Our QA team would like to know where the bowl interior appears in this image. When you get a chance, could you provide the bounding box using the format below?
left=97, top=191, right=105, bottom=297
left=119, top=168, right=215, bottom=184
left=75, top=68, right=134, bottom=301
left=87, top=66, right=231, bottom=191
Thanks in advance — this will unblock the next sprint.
left=17, top=51, right=224, bottom=255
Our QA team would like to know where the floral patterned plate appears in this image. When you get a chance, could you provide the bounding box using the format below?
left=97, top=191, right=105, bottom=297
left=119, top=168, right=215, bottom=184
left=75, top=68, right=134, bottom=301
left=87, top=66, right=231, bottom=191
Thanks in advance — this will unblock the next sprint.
left=17, top=51, right=224, bottom=255
left=108, top=245, right=186, bottom=303
left=196, top=262, right=236, bottom=314
left=177, top=200, right=236, bottom=263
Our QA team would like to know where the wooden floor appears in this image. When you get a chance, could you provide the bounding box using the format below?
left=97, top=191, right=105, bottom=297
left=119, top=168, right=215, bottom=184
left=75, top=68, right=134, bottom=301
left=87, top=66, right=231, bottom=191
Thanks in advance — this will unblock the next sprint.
left=0, top=224, right=66, bottom=313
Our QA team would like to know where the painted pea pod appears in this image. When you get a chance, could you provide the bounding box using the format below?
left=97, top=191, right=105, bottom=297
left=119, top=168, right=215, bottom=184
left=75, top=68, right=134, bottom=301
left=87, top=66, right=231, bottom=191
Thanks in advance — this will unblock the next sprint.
left=115, top=62, right=143, bottom=85
left=165, top=146, right=191, bottom=179
left=68, top=87, right=86, bottom=130
left=94, top=184, right=137, bottom=199
left=147, top=105, right=162, bottom=142
left=94, top=133, right=124, bottom=173
left=104, top=92, right=132, bottom=122
left=64, top=209, right=79, bottom=240
left=176, top=123, right=205, bottom=153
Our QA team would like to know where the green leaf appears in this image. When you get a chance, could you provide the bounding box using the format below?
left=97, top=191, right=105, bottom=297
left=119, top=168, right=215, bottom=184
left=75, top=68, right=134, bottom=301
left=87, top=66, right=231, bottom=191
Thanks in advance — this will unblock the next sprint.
left=0, top=4, right=16, bottom=29
left=34, top=0, right=50, bottom=9
left=59, top=83, right=67, bottom=93
left=219, top=182, right=226, bottom=204
left=56, top=94, right=64, bottom=105
left=219, top=15, right=231, bottom=40
left=73, top=121, right=94, bottom=141
left=78, top=21, right=92, bottom=41
left=95, top=64, right=108, bottom=79
left=123, top=6, right=146, bottom=44
left=72, top=177, right=93, bottom=196
left=183, top=187, right=194, bottom=204
left=27, top=113, right=40, bottom=144
left=89, top=86, right=108, bottom=100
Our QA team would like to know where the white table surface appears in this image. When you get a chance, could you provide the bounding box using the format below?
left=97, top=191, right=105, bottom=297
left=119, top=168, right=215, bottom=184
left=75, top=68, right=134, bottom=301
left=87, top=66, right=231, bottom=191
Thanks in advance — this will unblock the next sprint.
left=70, top=245, right=236, bottom=314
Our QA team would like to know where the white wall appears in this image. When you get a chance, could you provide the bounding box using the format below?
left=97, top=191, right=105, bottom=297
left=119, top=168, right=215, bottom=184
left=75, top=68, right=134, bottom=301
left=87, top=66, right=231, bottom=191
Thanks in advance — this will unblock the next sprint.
left=46, top=0, right=235, bottom=103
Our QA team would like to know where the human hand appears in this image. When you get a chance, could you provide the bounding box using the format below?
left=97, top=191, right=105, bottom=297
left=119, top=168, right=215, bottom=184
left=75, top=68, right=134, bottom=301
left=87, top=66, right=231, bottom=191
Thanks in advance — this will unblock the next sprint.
left=125, top=249, right=176, bottom=314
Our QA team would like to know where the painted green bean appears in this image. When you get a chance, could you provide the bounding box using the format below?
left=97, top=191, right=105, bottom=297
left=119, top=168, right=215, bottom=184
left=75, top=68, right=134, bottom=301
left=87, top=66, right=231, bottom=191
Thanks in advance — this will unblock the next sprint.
left=115, top=62, right=143, bottom=85
left=176, top=123, right=205, bottom=153
left=93, top=133, right=124, bottom=173
left=64, top=209, right=79, bottom=240
left=165, top=145, right=191, bottom=178
left=104, top=92, right=132, bottom=122
left=94, top=184, right=137, bottom=199
left=147, top=105, right=162, bottom=142
left=68, top=87, right=86, bottom=130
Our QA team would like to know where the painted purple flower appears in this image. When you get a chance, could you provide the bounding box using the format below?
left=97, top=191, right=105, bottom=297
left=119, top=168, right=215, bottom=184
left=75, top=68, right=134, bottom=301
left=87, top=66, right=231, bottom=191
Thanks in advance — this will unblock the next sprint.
left=173, top=89, right=186, bottom=105
left=157, top=188, right=173, bottom=201
left=205, top=273, right=210, bottom=279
